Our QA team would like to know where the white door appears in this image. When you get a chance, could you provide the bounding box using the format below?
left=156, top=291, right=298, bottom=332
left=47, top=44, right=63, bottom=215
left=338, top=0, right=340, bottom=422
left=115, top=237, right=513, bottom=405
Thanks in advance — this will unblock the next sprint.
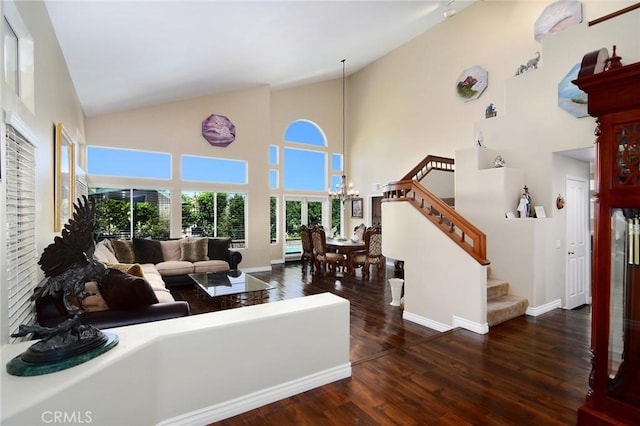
left=565, top=177, right=590, bottom=309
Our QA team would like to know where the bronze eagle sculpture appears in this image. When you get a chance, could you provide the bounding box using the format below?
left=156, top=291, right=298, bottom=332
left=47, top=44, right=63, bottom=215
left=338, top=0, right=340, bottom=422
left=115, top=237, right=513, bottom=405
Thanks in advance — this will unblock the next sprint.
left=32, top=195, right=108, bottom=315
left=8, top=196, right=116, bottom=366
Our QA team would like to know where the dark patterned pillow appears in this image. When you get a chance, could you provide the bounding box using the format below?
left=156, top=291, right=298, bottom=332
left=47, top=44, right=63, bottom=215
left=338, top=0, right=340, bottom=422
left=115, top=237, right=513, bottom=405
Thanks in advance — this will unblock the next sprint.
left=207, top=237, right=231, bottom=261
left=110, top=239, right=135, bottom=264
left=133, top=238, right=164, bottom=264
left=180, top=238, right=209, bottom=262
left=99, top=269, right=158, bottom=310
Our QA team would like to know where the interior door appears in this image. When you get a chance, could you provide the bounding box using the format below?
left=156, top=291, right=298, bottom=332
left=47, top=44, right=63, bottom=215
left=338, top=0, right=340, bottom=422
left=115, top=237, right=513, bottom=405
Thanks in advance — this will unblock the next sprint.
left=566, top=176, right=589, bottom=309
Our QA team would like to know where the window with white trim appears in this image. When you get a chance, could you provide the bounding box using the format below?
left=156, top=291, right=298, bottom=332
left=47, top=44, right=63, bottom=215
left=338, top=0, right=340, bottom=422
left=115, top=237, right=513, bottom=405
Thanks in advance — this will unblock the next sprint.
left=5, top=123, right=37, bottom=340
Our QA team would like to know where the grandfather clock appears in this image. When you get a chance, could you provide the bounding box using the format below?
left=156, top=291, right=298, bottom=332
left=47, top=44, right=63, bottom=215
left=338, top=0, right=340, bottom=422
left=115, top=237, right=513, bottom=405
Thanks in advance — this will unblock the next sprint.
left=574, top=60, right=640, bottom=424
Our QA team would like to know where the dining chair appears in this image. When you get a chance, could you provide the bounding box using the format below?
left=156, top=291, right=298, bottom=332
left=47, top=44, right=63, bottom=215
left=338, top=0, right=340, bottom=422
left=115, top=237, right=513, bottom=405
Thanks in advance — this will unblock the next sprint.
left=311, top=225, right=345, bottom=275
left=351, top=225, right=384, bottom=279
left=299, top=225, right=314, bottom=271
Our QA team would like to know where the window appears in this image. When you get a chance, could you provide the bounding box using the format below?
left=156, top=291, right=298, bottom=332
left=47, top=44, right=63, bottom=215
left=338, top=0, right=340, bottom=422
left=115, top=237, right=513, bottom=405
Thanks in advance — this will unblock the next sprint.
left=88, top=188, right=171, bottom=239
left=269, top=145, right=279, bottom=189
left=284, top=120, right=326, bottom=147
left=181, top=155, right=247, bottom=184
left=331, top=199, right=341, bottom=235
left=182, top=191, right=246, bottom=248
left=269, top=145, right=279, bottom=165
left=88, top=147, right=171, bottom=179
left=269, top=169, right=279, bottom=189
left=283, top=147, right=326, bottom=191
left=5, top=123, right=37, bottom=340
left=3, top=2, right=34, bottom=112
left=270, top=196, right=278, bottom=243
left=331, top=153, right=342, bottom=172
left=4, top=17, right=18, bottom=94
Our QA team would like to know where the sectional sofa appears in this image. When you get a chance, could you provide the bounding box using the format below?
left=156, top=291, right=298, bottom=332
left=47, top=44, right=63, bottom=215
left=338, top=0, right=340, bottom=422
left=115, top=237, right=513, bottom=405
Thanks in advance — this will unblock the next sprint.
left=35, top=236, right=243, bottom=329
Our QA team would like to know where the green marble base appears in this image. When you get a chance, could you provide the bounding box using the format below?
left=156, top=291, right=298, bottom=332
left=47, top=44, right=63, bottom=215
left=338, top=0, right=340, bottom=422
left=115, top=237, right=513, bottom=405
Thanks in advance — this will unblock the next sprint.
left=6, top=333, right=119, bottom=377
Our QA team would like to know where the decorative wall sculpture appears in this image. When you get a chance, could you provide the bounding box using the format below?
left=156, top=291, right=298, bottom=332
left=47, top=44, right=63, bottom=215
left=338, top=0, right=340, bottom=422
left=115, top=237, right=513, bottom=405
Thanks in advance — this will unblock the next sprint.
left=558, top=63, right=588, bottom=118
left=202, top=114, right=236, bottom=147
left=455, top=66, right=488, bottom=102
left=534, top=0, right=583, bottom=42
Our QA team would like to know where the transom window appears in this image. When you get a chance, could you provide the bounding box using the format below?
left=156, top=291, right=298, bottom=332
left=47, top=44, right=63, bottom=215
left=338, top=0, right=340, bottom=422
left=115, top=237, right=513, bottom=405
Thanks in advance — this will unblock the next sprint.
left=88, top=146, right=171, bottom=179
left=181, top=155, right=247, bottom=184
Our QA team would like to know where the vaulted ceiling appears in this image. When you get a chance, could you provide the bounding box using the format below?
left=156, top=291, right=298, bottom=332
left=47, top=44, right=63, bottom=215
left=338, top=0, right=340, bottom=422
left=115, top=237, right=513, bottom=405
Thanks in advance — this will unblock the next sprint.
left=44, top=1, right=472, bottom=116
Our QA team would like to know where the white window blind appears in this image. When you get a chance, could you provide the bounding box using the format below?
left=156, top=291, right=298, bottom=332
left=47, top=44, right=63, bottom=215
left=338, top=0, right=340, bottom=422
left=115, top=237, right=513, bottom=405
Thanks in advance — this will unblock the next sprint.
left=5, top=123, right=37, bottom=339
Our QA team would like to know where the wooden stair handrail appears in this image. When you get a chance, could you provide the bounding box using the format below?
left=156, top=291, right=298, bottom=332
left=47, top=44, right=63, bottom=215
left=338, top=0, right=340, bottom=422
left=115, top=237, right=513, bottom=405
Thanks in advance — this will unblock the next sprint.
left=402, top=155, right=455, bottom=182
left=383, top=180, right=490, bottom=265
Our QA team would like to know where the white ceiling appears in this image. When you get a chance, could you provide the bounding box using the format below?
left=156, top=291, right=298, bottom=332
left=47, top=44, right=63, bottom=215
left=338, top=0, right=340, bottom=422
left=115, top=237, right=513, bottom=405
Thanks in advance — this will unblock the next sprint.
left=44, top=1, right=473, bottom=117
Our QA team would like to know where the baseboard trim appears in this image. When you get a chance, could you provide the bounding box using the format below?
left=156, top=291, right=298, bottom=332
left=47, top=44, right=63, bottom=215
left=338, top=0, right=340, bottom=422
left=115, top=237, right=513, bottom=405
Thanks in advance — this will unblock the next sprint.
left=158, top=363, right=352, bottom=426
left=241, top=265, right=272, bottom=273
left=403, top=311, right=452, bottom=332
left=453, top=315, right=489, bottom=335
left=526, top=299, right=561, bottom=316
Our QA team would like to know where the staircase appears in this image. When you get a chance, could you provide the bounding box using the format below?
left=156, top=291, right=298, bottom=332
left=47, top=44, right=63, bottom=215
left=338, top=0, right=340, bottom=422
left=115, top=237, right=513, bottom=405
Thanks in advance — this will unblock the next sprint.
left=384, top=154, right=529, bottom=330
left=486, top=268, right=528, bottom=326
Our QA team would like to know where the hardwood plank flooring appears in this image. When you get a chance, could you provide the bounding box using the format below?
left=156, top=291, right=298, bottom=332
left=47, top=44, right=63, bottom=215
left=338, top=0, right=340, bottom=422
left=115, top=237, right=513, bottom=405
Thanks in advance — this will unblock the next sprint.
left=170, top=262, right=591, bottom=425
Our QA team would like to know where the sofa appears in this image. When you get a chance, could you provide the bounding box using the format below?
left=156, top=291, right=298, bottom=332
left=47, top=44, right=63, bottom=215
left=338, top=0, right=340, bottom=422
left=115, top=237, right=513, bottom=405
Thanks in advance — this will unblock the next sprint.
left=99, top=236, right=243, bottom=287
left=35, top=236, right=242, bottom=330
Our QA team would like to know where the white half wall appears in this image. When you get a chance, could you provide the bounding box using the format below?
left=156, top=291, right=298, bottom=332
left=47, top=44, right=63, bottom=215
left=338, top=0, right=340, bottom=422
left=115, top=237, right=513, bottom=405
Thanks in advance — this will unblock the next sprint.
left=1, top=293, right=351, bottom=425
left=382, top=202, right=488, bottom=332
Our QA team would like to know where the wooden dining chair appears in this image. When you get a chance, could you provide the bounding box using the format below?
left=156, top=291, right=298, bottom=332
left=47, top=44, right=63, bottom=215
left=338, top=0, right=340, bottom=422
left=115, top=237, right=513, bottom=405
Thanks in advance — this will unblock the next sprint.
left=351, top=225, right=384, bottom=279
left=299, top=225, right=314, bottom=271
left=311, top=225, right=345, bottom=275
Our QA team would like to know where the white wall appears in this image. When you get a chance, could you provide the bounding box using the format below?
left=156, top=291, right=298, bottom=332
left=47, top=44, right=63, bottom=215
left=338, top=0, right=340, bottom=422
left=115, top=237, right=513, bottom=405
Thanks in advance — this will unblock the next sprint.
left=382, top=202, right=488, bottom=332
left=1, top=293, right=351, bottom=425
left=0, top=0, right=85, bottom=344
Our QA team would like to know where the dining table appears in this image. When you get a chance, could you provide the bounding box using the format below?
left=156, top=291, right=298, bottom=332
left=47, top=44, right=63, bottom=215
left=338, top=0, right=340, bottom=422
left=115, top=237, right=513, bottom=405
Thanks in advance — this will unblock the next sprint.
left=326, top=238, right=365, bottom=275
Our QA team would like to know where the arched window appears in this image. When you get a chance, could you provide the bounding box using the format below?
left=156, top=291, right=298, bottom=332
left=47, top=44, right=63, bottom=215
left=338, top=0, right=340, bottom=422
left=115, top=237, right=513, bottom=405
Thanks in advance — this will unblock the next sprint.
left=282, top=120, right=327, bottom=191
left=284, top=120, right=326, bottom=147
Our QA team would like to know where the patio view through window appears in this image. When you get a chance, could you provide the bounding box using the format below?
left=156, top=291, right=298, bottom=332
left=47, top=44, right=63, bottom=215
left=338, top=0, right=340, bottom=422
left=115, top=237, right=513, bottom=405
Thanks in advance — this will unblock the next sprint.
left=88, top=188, right=171, bottom=239
left=182, top=191, right=246, bottom=248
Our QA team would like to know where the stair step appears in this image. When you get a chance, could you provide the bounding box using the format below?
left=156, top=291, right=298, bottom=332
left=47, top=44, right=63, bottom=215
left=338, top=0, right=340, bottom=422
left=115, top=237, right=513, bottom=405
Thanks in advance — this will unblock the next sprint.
left=487, top=279, right=509, bottom=299
left=487, top=295, right=528, bottom=327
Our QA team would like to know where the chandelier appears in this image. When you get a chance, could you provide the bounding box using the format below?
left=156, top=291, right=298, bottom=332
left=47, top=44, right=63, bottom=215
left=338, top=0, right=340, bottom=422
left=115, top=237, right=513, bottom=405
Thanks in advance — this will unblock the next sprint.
left=329, top=59, right=359, bottom=202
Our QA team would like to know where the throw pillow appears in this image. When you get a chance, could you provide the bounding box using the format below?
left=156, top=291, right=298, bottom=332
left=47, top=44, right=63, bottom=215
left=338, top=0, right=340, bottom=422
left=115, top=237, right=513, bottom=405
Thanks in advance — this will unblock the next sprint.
left=160, top=239, right=182, bottom=261
left=132, top=238, right=164, bottom=264
left=180, top=238, right=209, bottom=262
left=207, top=237, right=231, bottom=261
left=106, top=262, right=145, bottom=278
left=111, top=239, right=136, bottom=264
left=93, top=239, right=119, bottom=264
left=66, top=281, right=110, bottom=312
left=99, top=269, right=159, bottom=310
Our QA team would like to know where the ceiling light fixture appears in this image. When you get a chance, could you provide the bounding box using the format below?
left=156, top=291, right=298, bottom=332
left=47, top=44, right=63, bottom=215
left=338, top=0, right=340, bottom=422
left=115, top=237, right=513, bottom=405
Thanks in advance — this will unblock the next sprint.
left=444, top=0, right=457, bottom=18
left=329, top=59, right=359, bottom=203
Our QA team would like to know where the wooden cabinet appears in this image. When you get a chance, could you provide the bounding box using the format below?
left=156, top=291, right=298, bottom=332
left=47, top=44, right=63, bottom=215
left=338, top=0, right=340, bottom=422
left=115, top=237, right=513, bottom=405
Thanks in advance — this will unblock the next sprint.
left=574, top=61, right=640, bottom=424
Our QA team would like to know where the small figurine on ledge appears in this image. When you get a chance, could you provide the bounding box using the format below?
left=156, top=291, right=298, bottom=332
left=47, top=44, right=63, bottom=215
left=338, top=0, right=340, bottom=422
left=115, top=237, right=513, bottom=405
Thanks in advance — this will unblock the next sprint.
left=605, top=45, right=623, bottom=71
left=516, top=185, right=533, bottom=218
left=485, top=104, right=497, bottom=119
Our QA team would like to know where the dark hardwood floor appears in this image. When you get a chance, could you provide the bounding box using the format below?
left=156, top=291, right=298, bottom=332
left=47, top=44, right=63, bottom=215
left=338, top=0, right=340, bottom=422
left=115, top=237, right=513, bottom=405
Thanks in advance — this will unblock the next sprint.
left=171, top=261, right=592, bottom=425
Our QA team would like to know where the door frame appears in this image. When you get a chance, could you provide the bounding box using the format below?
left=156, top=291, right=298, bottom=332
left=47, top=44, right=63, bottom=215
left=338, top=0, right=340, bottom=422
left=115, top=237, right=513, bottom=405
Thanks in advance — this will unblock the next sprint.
left=565, top=175, right=591, bottom=309
left=283, top=195, right=329, bottom=261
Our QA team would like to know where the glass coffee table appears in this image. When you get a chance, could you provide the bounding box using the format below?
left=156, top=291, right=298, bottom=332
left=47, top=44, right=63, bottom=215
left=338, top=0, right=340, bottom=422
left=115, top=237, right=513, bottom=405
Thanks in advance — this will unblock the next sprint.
left=188, top=270, right=275, bottom=309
